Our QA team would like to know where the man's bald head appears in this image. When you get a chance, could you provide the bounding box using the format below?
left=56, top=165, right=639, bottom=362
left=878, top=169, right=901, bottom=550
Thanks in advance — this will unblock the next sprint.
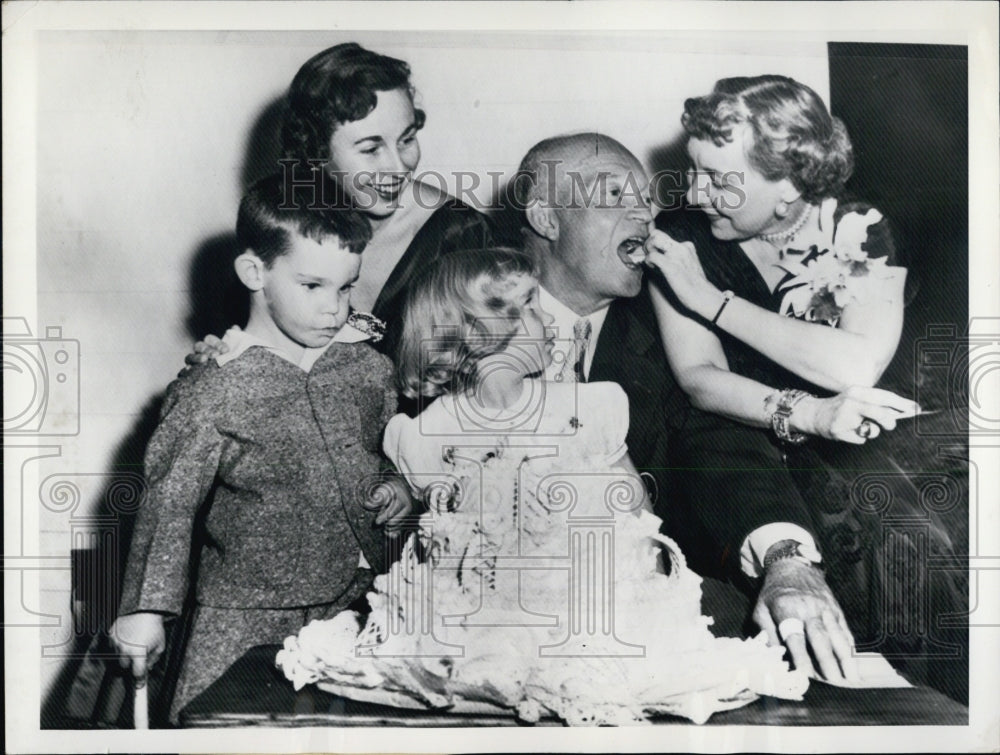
left=515, top=133, right=642, bottom=210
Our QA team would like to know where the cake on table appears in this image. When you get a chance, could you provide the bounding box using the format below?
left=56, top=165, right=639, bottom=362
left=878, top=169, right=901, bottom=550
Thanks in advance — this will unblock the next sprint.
left=276, top=393, right=808, bottom=725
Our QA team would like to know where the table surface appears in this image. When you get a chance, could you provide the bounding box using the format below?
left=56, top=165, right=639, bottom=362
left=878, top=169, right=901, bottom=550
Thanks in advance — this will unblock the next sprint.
left=179, top=645, right=968, bottom=727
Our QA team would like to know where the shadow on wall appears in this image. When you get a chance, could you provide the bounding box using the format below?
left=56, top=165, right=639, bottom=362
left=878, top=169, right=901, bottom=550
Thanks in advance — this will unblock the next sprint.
left=185, top=96, right=292, bottom=341
left=185, top=233, right=248, bottom=341
left=43, top=96, right=295, bottom=730
left=240, top=97, right=287, bottom=190
left=39, top=395, right=177, bottom=728
left=646, top=133, right=689, bottom=213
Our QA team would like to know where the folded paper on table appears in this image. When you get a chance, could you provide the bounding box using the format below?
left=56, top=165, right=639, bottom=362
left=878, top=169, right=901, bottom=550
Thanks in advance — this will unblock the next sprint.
left=816, top=652, right=912, bottom=689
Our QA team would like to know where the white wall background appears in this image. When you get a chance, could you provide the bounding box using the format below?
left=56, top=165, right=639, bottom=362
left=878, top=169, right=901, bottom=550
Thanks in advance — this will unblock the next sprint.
left=32, top=30, right=829, bottom=698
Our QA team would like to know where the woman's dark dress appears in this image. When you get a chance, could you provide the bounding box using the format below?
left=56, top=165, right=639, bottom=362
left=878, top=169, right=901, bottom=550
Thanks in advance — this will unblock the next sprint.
left=657, top=205, right=965, bottom=694
left=371, top=198, right=494, bottom=361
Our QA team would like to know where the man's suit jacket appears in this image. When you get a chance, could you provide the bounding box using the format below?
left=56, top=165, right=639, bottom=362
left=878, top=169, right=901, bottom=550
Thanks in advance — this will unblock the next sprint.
left=589, top=279, right=814, bottom=584
left=589, top=280, right=687, bottom=514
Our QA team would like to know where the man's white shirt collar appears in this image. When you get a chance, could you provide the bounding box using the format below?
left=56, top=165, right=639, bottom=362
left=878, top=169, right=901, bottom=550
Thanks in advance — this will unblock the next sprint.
left=537, top=285, right=609, bottom=381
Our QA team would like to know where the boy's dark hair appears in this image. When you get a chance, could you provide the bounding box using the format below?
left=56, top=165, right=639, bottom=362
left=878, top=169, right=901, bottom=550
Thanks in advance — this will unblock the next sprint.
left=236, top=172, right=372, bottom=266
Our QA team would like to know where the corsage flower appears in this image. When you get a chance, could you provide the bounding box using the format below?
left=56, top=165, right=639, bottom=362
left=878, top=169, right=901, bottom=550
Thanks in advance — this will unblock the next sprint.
left=346, top=310, right=386, bottom=343
left=777, top=205, right=898, bottom=326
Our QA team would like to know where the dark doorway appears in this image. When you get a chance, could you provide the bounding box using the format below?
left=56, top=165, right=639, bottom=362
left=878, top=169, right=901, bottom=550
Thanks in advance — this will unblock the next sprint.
left=829, top=42, right=969, bottom=706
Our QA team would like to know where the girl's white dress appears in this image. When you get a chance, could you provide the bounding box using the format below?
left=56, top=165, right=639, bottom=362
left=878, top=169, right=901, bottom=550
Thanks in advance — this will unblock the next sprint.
left=277, top=381, right=808, bottom=725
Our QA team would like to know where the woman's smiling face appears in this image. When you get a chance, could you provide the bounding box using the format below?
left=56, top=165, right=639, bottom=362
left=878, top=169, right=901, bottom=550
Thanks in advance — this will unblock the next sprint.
left=325, top=87, right=422, bottom=218
left=685, top=125, right=791, bottom=241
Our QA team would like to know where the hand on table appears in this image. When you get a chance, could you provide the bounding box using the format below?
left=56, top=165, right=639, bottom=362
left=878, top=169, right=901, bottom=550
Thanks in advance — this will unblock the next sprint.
left=108, top=611, right=166, bottom=681
left=362, top=476, right=414, bottom=537
left=795, top=386, right=921, bottom=445
left=753, top=558, right=859, bottom=684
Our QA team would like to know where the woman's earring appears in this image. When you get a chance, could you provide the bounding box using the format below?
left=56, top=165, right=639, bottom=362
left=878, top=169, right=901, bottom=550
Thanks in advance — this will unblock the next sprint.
left=775, top=200, right=789, bottom=218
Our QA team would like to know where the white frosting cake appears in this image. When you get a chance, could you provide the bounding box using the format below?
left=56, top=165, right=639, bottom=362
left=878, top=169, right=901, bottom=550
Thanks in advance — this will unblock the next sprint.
left=277, top=443, right=808, bottom=725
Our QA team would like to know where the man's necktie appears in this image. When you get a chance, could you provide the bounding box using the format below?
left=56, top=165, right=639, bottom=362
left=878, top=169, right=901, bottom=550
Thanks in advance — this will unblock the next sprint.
left=572, top=317, right=592, bottom=383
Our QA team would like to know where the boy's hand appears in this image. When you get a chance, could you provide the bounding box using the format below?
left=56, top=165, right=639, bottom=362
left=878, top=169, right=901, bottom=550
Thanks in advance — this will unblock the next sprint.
left=362, top=477, right=414, bottom=536
left=179, top=334, right=229, bottom=375
left=108, top=612, right=167, bottom=679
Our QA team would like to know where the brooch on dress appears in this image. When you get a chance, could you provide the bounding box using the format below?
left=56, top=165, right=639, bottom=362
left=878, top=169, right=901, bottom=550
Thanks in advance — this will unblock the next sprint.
left=347, top=311, right=386, bottom=343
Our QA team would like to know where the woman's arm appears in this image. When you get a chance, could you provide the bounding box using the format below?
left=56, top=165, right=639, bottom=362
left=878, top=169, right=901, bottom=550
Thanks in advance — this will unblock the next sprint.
left=716, top=273, right=906, bottom=391
left=649, top=281, right=919, bottom=443
left=645, top=230, right=906, bottom=392
left=650, top=281, right=776, bottom=426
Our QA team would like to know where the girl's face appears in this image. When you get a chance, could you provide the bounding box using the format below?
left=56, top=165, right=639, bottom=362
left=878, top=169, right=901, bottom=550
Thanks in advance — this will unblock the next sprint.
left=326, top=88, right=422, bottom=219
left=485, top=273, right=555, bottom=378
left=685, top=126, right=793, bottom=241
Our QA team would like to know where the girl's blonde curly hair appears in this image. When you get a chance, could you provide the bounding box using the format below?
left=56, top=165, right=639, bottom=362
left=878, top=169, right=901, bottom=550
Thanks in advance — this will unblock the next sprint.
left=396, top=248, right=539, bottom=400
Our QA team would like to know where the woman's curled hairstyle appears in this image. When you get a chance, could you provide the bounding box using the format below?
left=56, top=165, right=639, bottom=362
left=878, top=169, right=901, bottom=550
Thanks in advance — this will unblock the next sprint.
left=397, top=249, right=538, bottom=400
left=682, top=75, right=854, bottom=204
left=281, top=42, right=426, bottom=167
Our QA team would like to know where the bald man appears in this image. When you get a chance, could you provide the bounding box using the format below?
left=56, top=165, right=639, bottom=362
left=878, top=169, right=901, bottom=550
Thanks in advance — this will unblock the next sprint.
left=516, top=132, right=859, bottom=683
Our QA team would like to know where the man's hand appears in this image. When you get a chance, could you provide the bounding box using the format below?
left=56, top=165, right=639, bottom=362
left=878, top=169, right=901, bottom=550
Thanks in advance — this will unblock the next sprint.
left=753, top=558, right=859, bottom=683
left=361, top=476, right=414, bottom=536
left=108, top=612, right=167, bottom=680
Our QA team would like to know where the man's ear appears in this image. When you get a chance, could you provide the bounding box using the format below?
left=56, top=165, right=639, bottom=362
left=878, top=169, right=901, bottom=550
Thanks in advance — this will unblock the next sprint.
left=525, top=204, right=559, bottom=242
left=234, top=251, right=266, bottom=292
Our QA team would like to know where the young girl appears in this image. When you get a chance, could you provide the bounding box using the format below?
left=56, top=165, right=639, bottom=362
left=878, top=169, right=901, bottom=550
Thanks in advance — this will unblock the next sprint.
left=386, top=247, right=650, bottom=510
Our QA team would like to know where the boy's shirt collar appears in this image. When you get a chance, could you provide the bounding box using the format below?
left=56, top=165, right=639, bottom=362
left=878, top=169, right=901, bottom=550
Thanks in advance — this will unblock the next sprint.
left=214, top=314, right=375, bottom=372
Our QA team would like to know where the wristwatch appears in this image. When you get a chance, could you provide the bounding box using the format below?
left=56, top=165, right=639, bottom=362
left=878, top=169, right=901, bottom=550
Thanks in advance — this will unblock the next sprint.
left=762, top=539, right=817, bottom=571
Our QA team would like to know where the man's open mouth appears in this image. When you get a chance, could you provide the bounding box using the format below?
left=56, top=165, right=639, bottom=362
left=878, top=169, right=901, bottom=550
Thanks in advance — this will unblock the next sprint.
left=617, top=237, right=647, bottom=269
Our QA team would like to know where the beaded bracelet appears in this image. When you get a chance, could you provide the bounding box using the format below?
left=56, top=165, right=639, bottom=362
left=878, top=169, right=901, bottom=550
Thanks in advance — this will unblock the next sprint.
left=770, top=388, right=811, bottom=444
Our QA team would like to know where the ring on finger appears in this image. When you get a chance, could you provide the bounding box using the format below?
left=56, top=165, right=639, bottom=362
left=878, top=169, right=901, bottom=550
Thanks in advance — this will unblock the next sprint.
left=778, top=617, right=806, bottom=641
left=856, top=419, right=874, bottom=439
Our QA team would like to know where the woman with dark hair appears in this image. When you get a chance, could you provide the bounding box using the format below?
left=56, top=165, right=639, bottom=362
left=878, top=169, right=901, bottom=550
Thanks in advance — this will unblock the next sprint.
left=280, top=43, right=494, bottom=355
left=198, top=43, right=492, bottom=362
left=645, top=75, right=958, bottom=683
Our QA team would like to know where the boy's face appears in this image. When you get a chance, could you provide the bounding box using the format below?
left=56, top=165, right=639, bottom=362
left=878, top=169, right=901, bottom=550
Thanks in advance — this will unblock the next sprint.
left=262, top=234, right=361, bottom=349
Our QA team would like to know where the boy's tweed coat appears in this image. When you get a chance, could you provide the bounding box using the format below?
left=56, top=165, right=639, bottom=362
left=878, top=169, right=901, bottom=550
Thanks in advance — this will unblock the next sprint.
left=118, top=339, right=396, bottom=617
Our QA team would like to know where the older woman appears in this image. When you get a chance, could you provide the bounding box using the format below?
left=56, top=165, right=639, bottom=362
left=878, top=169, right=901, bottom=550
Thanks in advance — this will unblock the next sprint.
left=646, top=75, right=958, bottom=682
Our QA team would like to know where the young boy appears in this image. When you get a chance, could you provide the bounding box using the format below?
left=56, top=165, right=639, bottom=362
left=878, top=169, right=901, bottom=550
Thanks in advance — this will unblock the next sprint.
left=109, top=173, right=409, bottom=723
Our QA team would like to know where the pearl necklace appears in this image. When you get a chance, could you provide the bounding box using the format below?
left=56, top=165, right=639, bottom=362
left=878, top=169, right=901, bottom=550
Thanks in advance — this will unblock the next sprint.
left=756, top=203, right=813, bottom=246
